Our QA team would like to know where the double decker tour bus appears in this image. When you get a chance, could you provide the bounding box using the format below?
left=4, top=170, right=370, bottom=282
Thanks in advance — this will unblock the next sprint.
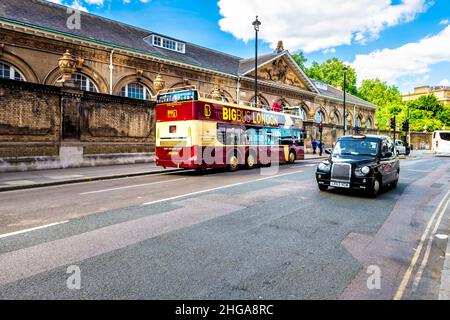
left=155, top=86, right=305, bottom=171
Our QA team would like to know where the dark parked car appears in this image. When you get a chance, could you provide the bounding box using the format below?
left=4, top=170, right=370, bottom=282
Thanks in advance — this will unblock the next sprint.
left=316, top=135, right=400, bottom=197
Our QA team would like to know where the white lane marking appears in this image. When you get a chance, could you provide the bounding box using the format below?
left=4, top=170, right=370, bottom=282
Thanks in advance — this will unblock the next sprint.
left=142, top=170, right=304, bottom=206
left=0, top=221, right=69, bottom=239
left=79, top=178, right=186, bottom=195
left=45, top=174, right=84, bottom=180
left=412, top=197, right=450, bottom=291
left=291, top=164, right=317, bottom=168
left=394, top=189, right=450, bottom=300
left=0, top=170, right=192, bottom=194
left=404, top=169, right=431, bottom=173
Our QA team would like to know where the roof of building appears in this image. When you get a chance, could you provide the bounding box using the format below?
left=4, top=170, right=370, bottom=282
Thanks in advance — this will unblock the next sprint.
left=0, top=0, right=376, bottom=108
left=238, top=52, right=283, bottom=75
left=313, top=80, right=377, bottom=109
left=0, top=0, right=242, bottom=74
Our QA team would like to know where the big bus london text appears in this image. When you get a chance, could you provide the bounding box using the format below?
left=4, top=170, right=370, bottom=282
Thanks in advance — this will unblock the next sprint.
left=155, top=87, right=306, bottom=171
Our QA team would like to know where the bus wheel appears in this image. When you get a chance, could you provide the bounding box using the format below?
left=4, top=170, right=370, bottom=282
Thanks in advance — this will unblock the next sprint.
left=228, top=153, right=239, bottom=172
left=246, top=153, right=256, bottom=170
left=288, top=151, right=296, bottom=164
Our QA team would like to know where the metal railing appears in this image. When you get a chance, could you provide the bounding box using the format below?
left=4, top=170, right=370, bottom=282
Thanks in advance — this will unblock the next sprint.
left=157, top=85, right=198, bottom=96
left=157, top=86, right=305, bottom=114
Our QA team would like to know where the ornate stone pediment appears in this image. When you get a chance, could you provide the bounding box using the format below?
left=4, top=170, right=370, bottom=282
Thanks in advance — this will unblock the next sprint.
left=249, top=57, right=308, bottom=90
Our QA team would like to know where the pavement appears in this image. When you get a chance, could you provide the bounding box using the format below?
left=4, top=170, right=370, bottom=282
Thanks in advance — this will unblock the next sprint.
left=0, top=153, right=448, bottom=299
left=0, top=154, right=328, bottom=192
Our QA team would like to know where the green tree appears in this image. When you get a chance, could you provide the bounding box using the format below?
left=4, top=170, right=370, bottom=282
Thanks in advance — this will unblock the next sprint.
left=305, top=58, right=358, bottom=95
left=358, top=79, right=405, bottom=130
left=292, top=52, right=307, bottom=71
left=407, top=95, right=446, bottom=131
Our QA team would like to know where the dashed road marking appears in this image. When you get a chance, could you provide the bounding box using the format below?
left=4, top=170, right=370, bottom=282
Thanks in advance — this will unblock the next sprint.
left=142, top=170, right=304, bottom=206
left=79, top=178, right=187, bottom=195
left=0, top=221, right=69, bottom=239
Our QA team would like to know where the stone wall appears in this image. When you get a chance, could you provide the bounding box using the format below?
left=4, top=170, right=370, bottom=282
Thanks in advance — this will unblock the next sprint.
left=0, top=78, right=155, bottom=172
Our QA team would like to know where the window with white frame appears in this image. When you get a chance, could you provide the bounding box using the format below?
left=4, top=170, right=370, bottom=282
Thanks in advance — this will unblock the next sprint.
left=72, top=73, right=98, bottom=92
left=299, top=108, right=307, bottom=120
left=57, top=73, right=98, bottom=92
left=120, top=83, right=152, bottom=100
left=315, top=110, right=325, bottom=123
left=150, top=35, right=185, bottom=53
left=332, top=112, right=340, bottom=125
left=0, top=61, right=25, bottom=81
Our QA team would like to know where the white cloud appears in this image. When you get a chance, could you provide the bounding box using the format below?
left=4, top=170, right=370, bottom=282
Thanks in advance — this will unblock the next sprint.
left=217, top=0, right=430, bottom=53
left=68, top=0, right=88, bottom=12
left=440, top=18, right=449, bottom=25
left=351, top=25, right=450, bottom=84
left=439, top=79, right=449, bottom=86
left=47, top=0, right=89, bottom=11
left=84, top=0, right=104, bottom=5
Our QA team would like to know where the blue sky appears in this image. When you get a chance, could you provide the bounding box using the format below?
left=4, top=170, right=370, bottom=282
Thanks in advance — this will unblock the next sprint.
left=53, top=0, right=450, bottom=93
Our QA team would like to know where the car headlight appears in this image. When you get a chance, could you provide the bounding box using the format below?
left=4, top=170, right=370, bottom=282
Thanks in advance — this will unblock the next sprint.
left=318, top=162, right=331, bottom=171
left=361, top=166, right=370, bottom=174
left=355, top=166, right=371, bottom=176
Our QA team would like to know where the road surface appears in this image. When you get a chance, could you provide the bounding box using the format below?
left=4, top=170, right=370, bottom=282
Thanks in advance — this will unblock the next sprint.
left=0, top=153, right=448, bottom=299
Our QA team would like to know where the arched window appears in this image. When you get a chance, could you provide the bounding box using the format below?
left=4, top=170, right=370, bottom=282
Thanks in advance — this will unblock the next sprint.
left=0, top=61, right=25, bottom=81
left=315, top=110, right=325, bottom=123
left=57, top=73, right=98, bottom=92
left=72, top=73, right=98, bottom=92
left=355, top=116, right=362, bottom=128
left=120, top=83, right=152, bottom=100
left=366, top=118, right=372, bottom=129
left=299, top=108, right=307, bottom=121
left=332, top=112, right=340, bottom=125
left=250, top=95, right=269, bottom=107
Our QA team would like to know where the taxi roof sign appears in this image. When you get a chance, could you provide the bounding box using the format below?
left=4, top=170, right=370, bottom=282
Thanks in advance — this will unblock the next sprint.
left=352, top=134, right=367, bottom=139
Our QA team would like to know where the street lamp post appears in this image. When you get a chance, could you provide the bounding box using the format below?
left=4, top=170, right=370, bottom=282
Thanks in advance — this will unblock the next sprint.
left=252, top=16, right=261, bottom=107
left=343, top=66, right=347, bottom=136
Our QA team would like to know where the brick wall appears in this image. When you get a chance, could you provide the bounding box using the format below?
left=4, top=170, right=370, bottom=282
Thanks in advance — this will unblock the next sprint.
left=0, top=78, right=155, bottom=171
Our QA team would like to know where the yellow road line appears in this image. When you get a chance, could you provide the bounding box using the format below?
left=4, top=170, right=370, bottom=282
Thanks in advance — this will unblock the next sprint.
left=393, top=189, right=450, bottom=300
left=412, top=198, right=450, bottom=291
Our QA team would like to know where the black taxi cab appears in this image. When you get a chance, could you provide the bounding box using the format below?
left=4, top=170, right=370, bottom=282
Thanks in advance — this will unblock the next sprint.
left=316, top=135, right=400, bottom=197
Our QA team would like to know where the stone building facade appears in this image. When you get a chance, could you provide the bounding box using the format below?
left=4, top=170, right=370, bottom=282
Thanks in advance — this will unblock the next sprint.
left=402, top=85, right=450, bottom=106
left=0, top=0, right=379, bottom=171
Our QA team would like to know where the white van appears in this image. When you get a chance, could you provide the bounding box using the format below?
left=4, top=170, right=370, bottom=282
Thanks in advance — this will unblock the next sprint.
left=432, top=131, right=450, bottom=155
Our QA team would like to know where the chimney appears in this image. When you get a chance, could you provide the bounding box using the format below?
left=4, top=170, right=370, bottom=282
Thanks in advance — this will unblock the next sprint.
left=275, top=40, right=284, bottom=53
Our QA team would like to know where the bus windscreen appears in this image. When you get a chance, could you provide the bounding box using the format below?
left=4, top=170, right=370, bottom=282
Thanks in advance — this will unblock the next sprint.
left=156, top=90, right=197, bottom=104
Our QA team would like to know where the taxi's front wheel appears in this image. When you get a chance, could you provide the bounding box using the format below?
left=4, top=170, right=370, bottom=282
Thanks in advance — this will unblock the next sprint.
left=318, top=184, right=328, bottom=191
left=368, top=178, right=380, bottom=197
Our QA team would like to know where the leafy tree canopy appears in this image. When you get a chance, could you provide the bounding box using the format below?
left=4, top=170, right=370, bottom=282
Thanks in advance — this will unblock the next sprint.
left=305, top=58, right=358, bottom=95
left=357, top=79, right=404, bottom=130
left=290, top=55, right=448, bottom=132
left=292, top=52, right=307, bottom=71
left=407, top=95, right=448, bottom=131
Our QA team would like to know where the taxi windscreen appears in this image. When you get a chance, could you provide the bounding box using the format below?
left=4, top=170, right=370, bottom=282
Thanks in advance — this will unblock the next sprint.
left=333, top=138, right=380, bottom=157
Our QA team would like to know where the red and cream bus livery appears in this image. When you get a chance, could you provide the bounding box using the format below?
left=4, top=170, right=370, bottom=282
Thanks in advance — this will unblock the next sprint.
left=155, top=87, right=305, bottom=170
